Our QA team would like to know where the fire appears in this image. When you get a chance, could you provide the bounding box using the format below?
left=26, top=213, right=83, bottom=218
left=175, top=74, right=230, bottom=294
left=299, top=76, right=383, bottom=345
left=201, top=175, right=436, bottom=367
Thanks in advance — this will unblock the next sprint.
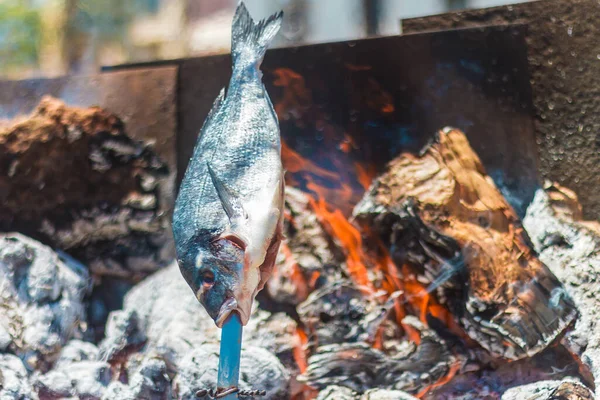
left=281, top=141, right=339, bottom=181
left=294, top=327, right=309, bottom=374
left=307, top=193, right=372, bottom=290
left=416, top=361, right=461, bottom=399
left=273, top=66, right=461, bottom=396
left=272, top=68, right=312, bottom=123
left=354, top=162, right=377, bottom=191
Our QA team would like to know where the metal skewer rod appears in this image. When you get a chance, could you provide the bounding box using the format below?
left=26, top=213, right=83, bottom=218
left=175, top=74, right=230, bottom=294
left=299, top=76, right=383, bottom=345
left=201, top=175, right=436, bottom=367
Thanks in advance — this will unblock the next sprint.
left=217, top=312, right=243, bottom=399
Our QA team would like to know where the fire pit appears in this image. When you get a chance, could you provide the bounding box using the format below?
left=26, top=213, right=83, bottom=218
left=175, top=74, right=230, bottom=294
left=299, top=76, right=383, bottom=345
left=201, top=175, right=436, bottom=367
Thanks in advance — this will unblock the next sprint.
left=1, top=5, right=600, bottom=400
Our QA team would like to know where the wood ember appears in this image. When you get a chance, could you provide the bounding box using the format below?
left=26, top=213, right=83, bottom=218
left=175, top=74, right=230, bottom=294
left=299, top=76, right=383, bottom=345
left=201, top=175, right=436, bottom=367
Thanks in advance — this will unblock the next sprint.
left=0, top=97, right=171, bottom=280
left=354, top=128, right=577, bottom=360
left=297, top=282, right=378, bottom=349
left=267, top=187, right=346, bottom=306
left=299, top=316, right=457, bottom=396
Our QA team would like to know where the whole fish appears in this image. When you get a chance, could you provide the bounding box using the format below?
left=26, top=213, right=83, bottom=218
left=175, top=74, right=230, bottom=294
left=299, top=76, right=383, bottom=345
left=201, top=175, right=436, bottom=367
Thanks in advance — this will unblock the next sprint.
left=173, top=2, right=284, bottom=327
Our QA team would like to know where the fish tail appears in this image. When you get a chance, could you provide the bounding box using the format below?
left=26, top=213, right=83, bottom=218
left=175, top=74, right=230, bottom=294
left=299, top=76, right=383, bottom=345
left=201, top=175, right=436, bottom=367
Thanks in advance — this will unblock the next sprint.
left=231, top=2, right=283, bottom=67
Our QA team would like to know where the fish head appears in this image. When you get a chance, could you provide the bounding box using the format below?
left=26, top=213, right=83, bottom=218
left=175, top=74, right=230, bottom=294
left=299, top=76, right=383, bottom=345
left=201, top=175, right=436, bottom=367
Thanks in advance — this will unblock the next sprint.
left=177, top=236, right=258, bottom=327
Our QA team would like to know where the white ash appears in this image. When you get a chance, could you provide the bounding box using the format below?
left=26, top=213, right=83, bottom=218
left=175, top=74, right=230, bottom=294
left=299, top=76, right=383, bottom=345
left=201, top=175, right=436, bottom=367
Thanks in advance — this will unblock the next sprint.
left=0, top=233, right=89, bottom=371
left=501, top=379, right=593, bottom=400
left=97, top=261, right=297, bottom=395
left=172, top=344, right=289, bottom=400
left=0, top=354, right=34, bottom=400
left=524, top=186, right=600, bottom=394
left=316, top=386, right=418, bottom=400
left=101, top=357, right=172, bottom=400
left=55, top=339, right=100, bottom=368
left=361, top=389, right=419, bottom=400
left=317, top=385, right=357, bottom=400
left=32, top=360, right=111, bottom=400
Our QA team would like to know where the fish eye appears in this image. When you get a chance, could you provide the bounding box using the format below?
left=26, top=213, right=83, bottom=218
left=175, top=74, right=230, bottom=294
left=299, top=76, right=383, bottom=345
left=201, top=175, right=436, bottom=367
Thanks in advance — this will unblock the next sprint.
left=201, top=270, right=215, bottom=287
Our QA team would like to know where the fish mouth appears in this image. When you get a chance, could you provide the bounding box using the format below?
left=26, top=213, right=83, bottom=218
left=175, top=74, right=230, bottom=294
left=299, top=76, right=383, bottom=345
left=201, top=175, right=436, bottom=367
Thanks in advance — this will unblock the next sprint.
left=215, top=298, right=250, bottom=327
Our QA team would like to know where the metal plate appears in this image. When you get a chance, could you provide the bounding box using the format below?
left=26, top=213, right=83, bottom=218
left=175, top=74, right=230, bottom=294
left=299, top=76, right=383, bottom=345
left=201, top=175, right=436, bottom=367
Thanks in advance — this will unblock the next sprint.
left=403, top=0, right=600, bottom=220
left=108, top=25, right=538, bottom=217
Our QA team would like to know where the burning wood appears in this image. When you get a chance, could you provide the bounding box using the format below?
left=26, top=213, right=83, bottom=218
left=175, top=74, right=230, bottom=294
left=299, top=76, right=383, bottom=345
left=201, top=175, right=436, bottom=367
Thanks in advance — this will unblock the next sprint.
left=298, top=282, right=378, bottom=349
left=267, top=187, right=346, bottom=306
left=0, top=96, right=171, bottom=280
left=354, top=128, right=578, bottom=360
left=298, top=316, right=457, bottom=396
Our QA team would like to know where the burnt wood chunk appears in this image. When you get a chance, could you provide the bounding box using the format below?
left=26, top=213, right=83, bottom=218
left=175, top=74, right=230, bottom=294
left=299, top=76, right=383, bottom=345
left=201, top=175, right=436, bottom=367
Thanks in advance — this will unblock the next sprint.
left=267, top=187, right=345, bottom=306
left=299, top=316, right=455, bottom=395
left=0, top=97, right=170, bottom=280
left=354, top=128, right=577, bottom=360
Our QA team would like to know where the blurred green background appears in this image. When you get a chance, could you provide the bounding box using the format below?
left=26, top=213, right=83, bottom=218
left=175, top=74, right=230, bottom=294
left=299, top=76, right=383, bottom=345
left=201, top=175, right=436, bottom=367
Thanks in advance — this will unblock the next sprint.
left=0, top=0, right=531, bottom=80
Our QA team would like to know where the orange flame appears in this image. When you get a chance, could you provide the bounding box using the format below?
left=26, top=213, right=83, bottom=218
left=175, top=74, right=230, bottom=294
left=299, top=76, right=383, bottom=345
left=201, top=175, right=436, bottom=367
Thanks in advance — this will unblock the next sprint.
left=294, top=327, right=309, bottom=374
left=354, top=162, right=377, bottom=191
left=307, top=193, right=373, bottom=290
left=273, top=66, right=463, bottom=396
left=416, top=361, right=461, bottom=399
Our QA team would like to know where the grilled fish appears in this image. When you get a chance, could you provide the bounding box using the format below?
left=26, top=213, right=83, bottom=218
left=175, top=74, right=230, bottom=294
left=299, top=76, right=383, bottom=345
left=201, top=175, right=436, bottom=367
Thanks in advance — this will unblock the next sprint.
left=173, top=2, right=284, bottom=327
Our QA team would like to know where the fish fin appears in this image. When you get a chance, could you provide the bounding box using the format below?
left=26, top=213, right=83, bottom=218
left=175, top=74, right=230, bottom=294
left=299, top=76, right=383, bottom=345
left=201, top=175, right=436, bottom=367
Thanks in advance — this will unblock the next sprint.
left=231, top=2, right=283, bottom=66
left=206, top=162, right=248, bottom=224
left=202, top=88, right=225, bottom=131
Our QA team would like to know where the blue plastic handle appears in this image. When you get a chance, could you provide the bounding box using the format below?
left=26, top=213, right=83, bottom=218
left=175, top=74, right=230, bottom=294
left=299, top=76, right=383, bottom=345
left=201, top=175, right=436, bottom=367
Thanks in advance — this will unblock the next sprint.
left=217, top=312, right=243, bottom=399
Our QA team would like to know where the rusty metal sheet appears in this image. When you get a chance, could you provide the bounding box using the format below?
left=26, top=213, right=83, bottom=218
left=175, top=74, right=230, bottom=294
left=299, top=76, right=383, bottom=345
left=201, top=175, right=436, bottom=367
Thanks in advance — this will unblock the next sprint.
left=108, top=25, right=538, bottom=217
left=403, top=0, right=600, bottom=220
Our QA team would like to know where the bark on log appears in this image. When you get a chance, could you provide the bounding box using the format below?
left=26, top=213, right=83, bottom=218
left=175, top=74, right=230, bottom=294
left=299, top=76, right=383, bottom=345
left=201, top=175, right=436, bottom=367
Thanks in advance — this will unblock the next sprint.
left=354, top=128, right=577, bottom=360
left=0, top=97, right=171, bottom=280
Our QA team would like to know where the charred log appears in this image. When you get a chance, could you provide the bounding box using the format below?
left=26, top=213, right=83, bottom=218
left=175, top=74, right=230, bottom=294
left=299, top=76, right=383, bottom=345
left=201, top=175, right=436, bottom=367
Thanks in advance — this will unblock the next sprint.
left=299, top=316, right=456, bottom=396
left=0, top=97, right=171, bottom=281
left=266, top=187, right=346, bottom=307
left=298, top=282, right=376, bottom=350
left=354, top=128, right=577, bottom=360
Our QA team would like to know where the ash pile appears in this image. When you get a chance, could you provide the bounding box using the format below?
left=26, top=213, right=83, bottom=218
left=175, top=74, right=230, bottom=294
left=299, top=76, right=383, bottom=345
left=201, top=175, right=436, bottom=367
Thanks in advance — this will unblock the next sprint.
left=1, top=99, right=599, bottom=400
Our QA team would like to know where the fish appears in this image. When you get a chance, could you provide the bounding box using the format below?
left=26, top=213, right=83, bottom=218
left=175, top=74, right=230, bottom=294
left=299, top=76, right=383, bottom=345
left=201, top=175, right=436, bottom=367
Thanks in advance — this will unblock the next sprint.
left=172, top=2, right=285, bottom=328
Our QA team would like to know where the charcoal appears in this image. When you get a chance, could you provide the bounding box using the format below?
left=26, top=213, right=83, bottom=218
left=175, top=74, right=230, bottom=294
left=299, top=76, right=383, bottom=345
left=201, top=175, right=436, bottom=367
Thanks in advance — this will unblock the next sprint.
left=299, top=342, right=386, bottom=392
left=98, top=309, right=147, bottom=364
left=297, top=282, right=377, bottom=347
left=32, top=360, right=112, bottom=399
left=501, top=379, right=594, bottom=400
left=0, top=97, right=172, bottom=281
left=267, top=187, right=345, bottom=306
left=0, top=354, right=34, bottom=400
left=300, top=316, right=456, bottom=396
left=354, top=128, right=577, bottom=360
left=101, top=357, right=172, bottom=400
left=524, top=183, right=600, bottom=393
left=379, top=316, right=456, bottom=394
left=172, top=344, right=289, bottom=400
left=0, top=233, right=89, bottom=371
left=317, top=385, right=357, bottom=400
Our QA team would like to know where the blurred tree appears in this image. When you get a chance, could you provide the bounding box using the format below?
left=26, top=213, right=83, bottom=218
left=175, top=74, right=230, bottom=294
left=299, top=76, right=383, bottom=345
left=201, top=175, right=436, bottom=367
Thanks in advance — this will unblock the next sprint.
left=0, top=2, right=42, bottom=74
left=62, top=0, right=160, bottom=72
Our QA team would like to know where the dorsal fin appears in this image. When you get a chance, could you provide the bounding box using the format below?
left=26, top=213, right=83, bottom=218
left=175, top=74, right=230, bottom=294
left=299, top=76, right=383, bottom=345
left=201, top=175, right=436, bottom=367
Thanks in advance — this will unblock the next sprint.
left=206, top=162, right=247, bottom=223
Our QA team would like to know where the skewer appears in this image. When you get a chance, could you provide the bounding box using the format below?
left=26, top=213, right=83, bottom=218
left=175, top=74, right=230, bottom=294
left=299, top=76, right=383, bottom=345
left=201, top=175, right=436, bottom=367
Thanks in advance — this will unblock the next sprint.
left=217, top=312, right=243, bottom=399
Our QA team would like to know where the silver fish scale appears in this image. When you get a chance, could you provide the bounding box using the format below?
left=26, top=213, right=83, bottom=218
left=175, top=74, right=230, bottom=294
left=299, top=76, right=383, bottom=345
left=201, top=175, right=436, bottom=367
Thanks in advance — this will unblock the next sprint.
left=174, top=69, right=281, bottom=246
